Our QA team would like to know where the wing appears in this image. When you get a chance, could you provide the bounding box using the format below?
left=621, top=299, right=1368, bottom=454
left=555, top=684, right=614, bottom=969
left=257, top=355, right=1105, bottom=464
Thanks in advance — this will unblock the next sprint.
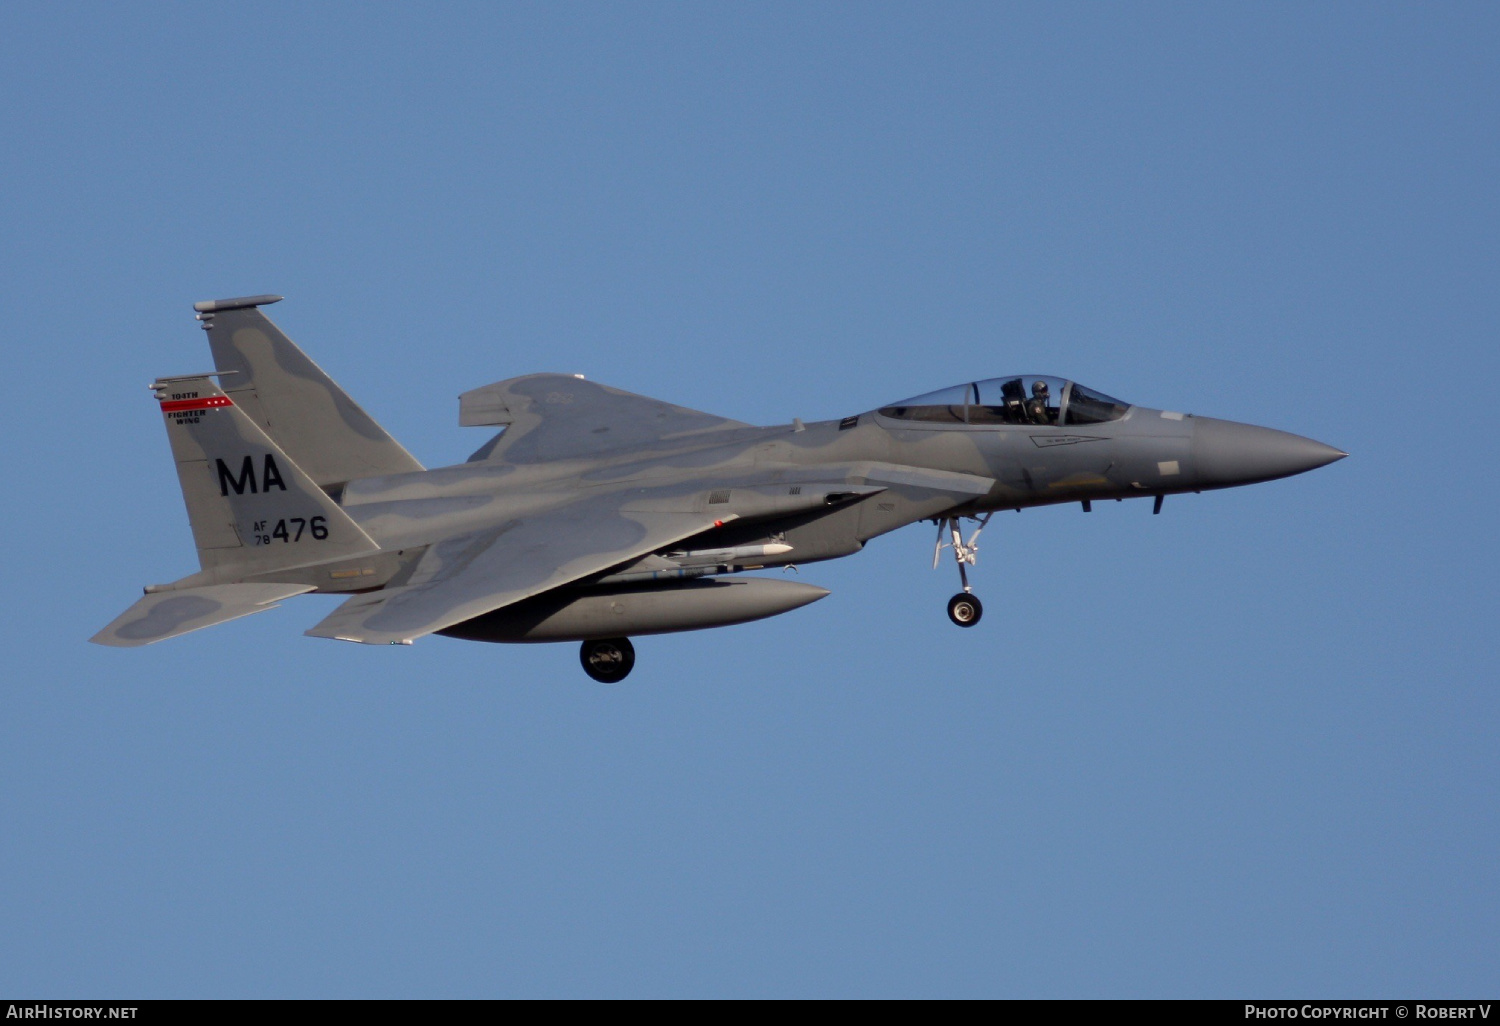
left=459, top=374, right=753, bottom=464
left=91, top=583, right=315, bottom=647
left=305, top=494, right=730, bottom=645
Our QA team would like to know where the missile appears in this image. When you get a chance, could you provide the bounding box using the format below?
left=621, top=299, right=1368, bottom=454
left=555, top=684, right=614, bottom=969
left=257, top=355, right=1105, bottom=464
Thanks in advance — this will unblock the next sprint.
left=667, top=542, right=794, bottom=563
left=592, top=543, right=795, bottom=585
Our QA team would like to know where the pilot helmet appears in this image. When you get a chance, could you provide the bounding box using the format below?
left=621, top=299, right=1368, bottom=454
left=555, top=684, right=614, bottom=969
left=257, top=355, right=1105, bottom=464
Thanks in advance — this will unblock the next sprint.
left=1031, top=380, right=1050, bottom=398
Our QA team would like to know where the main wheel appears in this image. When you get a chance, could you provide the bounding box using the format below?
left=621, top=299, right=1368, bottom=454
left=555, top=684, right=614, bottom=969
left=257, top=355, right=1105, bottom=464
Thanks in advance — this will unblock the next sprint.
left=580, top=637, right=636, bottom=683
left=946, top=593, right=983, bottom=628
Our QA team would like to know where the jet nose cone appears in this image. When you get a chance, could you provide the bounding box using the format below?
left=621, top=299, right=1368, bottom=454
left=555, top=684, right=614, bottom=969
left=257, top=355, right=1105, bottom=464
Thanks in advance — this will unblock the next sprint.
left=1191, top=417, right=1346, bottom=488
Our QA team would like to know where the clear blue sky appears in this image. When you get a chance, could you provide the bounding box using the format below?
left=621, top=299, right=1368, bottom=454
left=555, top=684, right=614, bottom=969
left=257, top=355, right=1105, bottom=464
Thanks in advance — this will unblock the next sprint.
left=1, top=1, right=1495, bottom=997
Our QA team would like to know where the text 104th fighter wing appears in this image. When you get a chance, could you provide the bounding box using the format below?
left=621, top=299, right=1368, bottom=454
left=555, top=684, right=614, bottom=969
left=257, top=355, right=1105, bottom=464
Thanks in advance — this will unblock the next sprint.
left=93, top=296, right=1346, bottom=682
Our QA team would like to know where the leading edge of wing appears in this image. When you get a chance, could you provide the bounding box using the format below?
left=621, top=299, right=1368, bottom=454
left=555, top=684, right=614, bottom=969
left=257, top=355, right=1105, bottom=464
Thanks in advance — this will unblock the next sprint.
left=305, top=501, right=733, bottom=646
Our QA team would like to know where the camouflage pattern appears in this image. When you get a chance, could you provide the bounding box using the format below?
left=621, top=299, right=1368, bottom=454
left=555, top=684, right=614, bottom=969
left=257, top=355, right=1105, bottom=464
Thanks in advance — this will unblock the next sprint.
left=196, top=296, right=423, bottom=488
left=91, top=583, right=313, bottom=648
left=92, top=296, right=1346, bottom=655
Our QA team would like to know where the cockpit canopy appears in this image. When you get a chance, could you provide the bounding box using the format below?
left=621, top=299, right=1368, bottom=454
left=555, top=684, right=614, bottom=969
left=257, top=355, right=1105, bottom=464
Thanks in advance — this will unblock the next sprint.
left=877, top=376, right=1130, bottom=427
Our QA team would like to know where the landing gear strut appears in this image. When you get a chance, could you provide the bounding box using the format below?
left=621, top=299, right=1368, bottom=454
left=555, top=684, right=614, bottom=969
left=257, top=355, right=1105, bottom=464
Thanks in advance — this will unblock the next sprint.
left=580, top=637, right=635, bottom=683
left=934, top=513, right=991, bottom=628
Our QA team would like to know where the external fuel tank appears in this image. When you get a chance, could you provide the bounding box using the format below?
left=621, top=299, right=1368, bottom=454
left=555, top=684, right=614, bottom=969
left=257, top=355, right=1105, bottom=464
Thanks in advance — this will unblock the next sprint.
left=439, top=576, right=830, bottom=643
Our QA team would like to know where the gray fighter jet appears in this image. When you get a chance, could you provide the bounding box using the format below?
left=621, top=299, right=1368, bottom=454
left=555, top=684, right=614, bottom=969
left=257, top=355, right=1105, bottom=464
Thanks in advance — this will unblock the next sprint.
left=93, top=295, right=1346, bottom=681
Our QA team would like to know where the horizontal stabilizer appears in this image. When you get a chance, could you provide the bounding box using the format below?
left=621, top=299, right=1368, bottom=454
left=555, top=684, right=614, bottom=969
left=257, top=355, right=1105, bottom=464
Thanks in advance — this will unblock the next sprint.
left=91, top=583, right=314, bottom=647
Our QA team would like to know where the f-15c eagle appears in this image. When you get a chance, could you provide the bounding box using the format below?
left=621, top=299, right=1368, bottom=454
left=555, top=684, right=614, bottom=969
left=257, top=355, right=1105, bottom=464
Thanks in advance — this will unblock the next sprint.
left=93, top=295, right=1345, bottom=681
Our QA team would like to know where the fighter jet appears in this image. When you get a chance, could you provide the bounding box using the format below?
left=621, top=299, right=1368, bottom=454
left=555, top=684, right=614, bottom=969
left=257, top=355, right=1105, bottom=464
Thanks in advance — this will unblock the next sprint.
left=92, top=295, right=1346, bottom=681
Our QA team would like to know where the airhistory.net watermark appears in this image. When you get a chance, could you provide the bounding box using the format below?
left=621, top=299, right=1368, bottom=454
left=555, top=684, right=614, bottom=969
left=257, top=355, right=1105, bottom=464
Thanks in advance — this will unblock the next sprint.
left=5, top=1007, right=137, bottom=1019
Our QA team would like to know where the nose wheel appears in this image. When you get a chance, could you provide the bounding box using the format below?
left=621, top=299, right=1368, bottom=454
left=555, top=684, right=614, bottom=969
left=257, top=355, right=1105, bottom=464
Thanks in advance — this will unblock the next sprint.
left=947, top=593, right=983, bottom=627
left=934, top=513, right=992, bottom=628
left=580, top=637, right=635, bottom=683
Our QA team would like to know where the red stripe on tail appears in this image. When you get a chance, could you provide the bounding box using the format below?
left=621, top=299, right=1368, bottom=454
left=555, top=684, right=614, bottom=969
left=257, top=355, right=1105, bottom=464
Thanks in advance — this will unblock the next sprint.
left=160, top=396, right=234, bottom=413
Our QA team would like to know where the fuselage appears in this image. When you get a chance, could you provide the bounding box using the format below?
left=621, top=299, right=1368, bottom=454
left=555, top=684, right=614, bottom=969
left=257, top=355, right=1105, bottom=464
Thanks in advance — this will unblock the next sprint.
left=326, top=385, right=1344, bottom=595
left=98, top=296, right=1348, bottom=665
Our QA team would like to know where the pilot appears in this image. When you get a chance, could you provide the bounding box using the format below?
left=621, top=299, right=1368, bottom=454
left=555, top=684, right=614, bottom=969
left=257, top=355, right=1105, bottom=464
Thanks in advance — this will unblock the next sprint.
left=1026, top=380, right=1052, bottom=424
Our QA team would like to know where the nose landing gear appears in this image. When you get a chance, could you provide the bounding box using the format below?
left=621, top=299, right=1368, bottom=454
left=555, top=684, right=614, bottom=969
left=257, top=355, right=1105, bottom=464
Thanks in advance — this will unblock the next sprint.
left=934, top=513, right=991, bottom=628
left=580, top=637, right=636, bottom=683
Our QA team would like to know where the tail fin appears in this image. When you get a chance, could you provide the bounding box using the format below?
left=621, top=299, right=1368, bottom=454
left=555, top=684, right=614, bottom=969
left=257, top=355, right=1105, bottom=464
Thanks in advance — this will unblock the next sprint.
left=152, top=373, right=380, bottom=576
left=194, top=295, right=423, bottom=491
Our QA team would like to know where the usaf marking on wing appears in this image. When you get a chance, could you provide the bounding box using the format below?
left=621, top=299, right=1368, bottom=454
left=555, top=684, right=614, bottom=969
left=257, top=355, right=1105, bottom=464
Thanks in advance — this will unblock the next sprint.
left=92, top=295, right=1346, bottom=682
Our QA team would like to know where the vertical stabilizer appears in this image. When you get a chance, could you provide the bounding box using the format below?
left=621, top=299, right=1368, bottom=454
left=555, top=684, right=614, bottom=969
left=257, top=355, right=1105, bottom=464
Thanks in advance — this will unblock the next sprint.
left=153, top=373, right=379, bottom=576
left=194, top=296, right=423, bottom=490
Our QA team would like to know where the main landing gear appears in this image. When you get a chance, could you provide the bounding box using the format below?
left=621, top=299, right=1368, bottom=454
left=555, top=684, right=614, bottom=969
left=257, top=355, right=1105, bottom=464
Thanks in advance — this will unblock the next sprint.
left=934, top=513, right=992, bottom=628
left=580, top=637, right=636, bottom=683
left=947, top=593, right=982, bottom=627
